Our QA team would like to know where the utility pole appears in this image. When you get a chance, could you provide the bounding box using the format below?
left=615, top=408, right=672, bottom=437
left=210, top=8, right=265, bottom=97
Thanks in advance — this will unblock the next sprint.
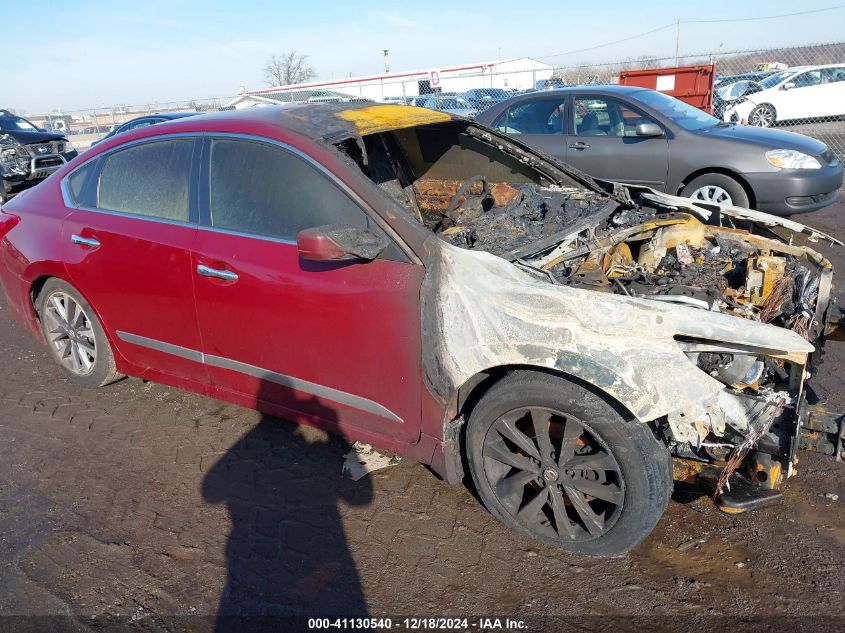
left=675, top=18, right=681, bottom=65
left=383, top=49, right=390, bottom=73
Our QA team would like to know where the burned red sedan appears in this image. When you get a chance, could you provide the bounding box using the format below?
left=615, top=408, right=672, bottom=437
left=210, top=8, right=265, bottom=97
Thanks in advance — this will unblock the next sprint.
left=0, top=104, right=841, bottom=555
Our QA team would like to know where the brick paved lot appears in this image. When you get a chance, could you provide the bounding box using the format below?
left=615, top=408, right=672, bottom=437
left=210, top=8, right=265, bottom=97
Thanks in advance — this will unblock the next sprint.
left=0, top=205, right=843, bottom=631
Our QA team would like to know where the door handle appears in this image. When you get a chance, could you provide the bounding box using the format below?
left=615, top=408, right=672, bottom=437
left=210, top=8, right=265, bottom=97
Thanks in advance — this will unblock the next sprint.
left=568, top=142, right=590, bottom=149
left=197, top=264, right=239, bottom=282
left=71, top=234, right=100, bottom=249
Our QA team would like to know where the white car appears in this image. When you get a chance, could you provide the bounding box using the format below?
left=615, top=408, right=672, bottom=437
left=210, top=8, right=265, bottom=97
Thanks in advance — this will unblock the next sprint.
left=723, top=64, right=845, bottom=127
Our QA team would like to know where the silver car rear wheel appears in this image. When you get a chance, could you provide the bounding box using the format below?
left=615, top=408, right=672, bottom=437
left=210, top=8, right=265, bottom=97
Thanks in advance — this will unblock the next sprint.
left=37, top=278, right=123, bottom=387
left=44, top=291, right=98, bottom=376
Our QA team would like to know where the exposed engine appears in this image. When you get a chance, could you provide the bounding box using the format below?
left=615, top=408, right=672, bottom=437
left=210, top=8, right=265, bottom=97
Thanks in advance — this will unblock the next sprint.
left=427, top=178, right=830, bottom=346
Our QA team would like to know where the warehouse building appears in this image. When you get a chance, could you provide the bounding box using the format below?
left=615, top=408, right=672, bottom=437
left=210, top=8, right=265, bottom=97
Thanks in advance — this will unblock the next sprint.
left=224, top=57, right=553, bottom=109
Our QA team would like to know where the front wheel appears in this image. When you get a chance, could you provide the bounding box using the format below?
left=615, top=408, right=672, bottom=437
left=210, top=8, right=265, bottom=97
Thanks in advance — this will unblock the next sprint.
left=748, top=103, right=777, bottom=128
left=681, top=173, right=750, bottom=209
left=465, top=371, right=672, bottom=556
left=38, top=278, right=123, bottom=387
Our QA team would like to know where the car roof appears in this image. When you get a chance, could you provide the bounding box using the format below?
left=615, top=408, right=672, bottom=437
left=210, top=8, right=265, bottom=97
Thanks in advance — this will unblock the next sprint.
left=132, top=103, right=459, bottom=145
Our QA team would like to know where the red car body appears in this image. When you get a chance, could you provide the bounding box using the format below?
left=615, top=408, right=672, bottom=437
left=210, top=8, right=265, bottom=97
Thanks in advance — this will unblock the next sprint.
left=0, top=107, right=459, bottom=477
left=1, top=104, right=840, bottom=555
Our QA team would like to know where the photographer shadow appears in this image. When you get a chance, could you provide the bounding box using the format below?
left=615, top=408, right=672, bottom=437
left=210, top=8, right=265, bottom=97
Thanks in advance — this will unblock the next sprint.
left=202, top=381, right=373, bottom=631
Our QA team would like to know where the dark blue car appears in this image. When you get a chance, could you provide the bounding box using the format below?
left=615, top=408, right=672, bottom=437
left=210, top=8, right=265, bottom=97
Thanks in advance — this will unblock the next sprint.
left=92, top=112, right=201, bottom=146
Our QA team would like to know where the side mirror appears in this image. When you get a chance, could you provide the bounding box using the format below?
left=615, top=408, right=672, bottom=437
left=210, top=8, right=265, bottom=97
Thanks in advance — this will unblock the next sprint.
left=636, top=122, right=663, bottom=137
left=297, top=224, right=388, bottom=262
left=782, top=82, right=796, bottom=90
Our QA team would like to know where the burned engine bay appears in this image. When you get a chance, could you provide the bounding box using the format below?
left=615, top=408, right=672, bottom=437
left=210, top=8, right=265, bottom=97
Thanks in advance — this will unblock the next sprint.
left=337, top=120, right=839, bottom=499
left=436, top=183, right=827, bottom=345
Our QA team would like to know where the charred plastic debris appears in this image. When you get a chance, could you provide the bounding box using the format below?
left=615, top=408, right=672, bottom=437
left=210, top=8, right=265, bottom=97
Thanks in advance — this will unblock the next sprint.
left=337, top=121, right=843, bottom=510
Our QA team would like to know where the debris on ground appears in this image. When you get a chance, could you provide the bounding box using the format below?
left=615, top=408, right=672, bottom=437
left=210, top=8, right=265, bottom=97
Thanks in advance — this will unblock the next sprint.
left=677, top=536, right=709, bottom=551
left=342, top=442, right=402, bottom=481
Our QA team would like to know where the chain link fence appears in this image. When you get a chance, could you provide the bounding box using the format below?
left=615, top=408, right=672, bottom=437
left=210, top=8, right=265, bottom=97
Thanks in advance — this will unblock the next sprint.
left=37, top=42, right=844, bottom=180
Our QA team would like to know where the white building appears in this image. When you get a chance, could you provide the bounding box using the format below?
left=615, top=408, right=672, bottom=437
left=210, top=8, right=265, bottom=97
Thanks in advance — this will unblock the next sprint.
left=225, top=57, right=553, bottom=109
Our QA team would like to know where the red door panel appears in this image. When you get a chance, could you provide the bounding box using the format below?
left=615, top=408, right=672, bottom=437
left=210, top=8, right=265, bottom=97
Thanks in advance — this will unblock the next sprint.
left=60, top=210, right=206, bottom=384
left=191, top=230, right=424, bottom=443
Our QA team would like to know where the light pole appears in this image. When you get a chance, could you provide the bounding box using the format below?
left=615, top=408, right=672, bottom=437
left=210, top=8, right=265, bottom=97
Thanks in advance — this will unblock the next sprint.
left=383, top=49, right=390, bottom=73
left=675, top=18, right=681, bottom=65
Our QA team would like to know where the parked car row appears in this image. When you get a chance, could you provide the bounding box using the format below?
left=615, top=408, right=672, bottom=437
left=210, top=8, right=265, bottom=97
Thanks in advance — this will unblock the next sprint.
left=384, top=88, right=514, bottom=117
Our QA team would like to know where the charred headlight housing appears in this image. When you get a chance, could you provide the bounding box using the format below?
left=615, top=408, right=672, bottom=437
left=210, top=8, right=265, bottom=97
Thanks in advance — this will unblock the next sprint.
left=766, top=149, right=822, bottom=170
left=677, top=338, right=771, bottom=388
left=694, top=352, right=765, bottom=387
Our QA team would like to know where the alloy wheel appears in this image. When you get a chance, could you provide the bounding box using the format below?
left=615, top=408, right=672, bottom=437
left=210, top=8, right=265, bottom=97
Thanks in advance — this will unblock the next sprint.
left=482, top=406, right=625, bottom=541
left=749, top=105, right=776, bottom=127
left=43, top=291, right=97, bottom=376
left=689, top=185, right=733, bottom=205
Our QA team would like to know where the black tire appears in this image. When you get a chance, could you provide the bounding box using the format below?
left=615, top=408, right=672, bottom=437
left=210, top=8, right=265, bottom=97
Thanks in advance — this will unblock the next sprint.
left=681, top=173, right=750, bottom=209
left=37, top=278, right=123, bottom=388
left=465, top=371, right=672, bottom=556
left=748, top=103, right=777, bottom=128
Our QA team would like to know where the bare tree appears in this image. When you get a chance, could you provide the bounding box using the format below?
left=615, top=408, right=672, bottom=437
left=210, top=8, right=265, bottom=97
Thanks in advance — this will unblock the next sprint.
left=636, top=55, right=660, bottom=69
left=263, top=51, right=316, bottom=87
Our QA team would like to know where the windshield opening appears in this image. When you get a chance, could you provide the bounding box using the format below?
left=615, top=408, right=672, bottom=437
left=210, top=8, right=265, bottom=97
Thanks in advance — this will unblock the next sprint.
left=633, top=90, right=719, bottom=131
left=758, top=70, right=796, bottom=90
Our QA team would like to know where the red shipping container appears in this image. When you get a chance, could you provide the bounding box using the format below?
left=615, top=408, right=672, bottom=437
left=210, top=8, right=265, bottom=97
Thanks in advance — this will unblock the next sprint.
left=618, top=64, right=715, bottom=113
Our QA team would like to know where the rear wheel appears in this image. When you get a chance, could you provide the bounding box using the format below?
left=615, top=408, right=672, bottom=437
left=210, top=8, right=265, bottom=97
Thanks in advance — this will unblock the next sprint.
left=38, top=278, right=123, bottom=387
left=681, top=173, right=750, bottom=209
left=465, top=371, right=672, bottom=556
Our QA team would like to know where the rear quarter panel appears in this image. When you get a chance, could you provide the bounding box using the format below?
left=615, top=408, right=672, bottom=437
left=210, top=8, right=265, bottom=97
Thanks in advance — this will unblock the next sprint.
left=0, top=182, right=73, bottom=338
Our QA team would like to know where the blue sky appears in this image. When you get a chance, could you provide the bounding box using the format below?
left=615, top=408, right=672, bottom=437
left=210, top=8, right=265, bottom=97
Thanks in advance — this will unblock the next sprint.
left=4, top=0, right=844, bottom=114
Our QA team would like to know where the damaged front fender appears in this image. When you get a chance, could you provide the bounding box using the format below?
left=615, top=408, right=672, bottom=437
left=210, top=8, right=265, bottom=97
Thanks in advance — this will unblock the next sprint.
left=422, top=240, right=813, bottom=428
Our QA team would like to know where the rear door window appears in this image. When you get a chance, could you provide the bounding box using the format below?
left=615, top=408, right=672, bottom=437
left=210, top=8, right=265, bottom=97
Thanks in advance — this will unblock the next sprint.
left=97, top=139, right=194, bottom=222
left=821, top=67, right=845, bottom=83
left=208, top=138, right=369, bottom=241
left=67, top=161, right=97, bottom=207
